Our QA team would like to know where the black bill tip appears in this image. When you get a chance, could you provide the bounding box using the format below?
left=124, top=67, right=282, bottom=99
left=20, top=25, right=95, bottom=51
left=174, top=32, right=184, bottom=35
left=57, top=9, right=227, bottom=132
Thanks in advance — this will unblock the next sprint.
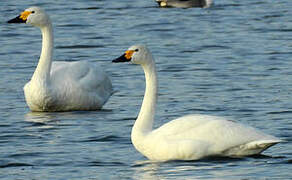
left=7, top=15, right=26, bottom=23
left=112, top=54, right=131, bottom=63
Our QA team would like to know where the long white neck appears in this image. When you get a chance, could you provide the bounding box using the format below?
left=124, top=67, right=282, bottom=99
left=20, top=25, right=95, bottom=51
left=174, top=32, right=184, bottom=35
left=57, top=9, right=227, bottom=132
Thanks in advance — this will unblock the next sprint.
left=31, top=22, right=53, bottom=83
left=132, top=58, right=158, bottom=139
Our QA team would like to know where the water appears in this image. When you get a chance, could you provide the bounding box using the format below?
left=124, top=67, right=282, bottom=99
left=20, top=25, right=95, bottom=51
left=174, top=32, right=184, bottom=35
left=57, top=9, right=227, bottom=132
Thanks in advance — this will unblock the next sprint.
left=0, top=0, right=292, bottom=179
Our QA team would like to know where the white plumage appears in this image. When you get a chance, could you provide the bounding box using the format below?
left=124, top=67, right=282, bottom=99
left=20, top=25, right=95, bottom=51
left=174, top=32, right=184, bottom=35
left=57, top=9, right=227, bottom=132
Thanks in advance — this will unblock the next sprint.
left=8, top=7, right=113, bottom=112
left=113, top=45, right=281, bottom=162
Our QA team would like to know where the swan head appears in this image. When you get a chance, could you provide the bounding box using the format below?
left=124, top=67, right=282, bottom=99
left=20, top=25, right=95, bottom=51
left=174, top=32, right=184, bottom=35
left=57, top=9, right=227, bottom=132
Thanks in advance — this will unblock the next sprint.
left=112, top=45, right=154, bottom=65
left=156, top=0, right=168, bottom=7
left=7, top=6, right=50, bottom=27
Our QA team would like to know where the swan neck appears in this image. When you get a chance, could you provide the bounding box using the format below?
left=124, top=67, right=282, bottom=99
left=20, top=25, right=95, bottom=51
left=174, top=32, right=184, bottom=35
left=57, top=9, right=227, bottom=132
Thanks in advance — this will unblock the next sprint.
left=31, top=22, right=53, bottom=82
left=133, top=60, right=158, bottom=135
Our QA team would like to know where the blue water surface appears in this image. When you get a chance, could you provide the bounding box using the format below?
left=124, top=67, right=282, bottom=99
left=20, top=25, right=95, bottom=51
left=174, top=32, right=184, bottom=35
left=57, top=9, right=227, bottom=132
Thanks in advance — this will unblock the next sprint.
left=0, top=0, right=291, bottom=179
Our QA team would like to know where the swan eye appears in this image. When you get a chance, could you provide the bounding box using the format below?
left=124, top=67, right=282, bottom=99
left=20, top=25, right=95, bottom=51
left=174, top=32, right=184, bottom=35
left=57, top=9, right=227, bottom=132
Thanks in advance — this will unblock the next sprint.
left=31, top=11, right=35, bottom=13
left=135, top=49, right=139, bottom=52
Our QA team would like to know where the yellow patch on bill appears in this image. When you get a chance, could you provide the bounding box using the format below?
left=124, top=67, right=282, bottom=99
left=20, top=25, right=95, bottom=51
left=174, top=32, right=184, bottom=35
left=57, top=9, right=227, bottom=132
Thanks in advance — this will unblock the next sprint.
left=125, top=50, right=134, bottom=60
left=20, top=11, right=32, bottom=21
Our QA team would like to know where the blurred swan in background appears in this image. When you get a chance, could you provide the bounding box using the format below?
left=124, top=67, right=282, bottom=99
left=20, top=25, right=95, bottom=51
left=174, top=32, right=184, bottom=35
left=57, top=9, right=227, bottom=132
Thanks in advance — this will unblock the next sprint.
left=156, top=0, right=213, bottom=8
left=112, top=45, right=281, bottom=162
left=7, top=7, right=113, bottom=112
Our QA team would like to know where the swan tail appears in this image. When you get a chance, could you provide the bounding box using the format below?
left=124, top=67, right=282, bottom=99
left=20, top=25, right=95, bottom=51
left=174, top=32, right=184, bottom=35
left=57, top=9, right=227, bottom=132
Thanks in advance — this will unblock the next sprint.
left=245, top=139, right=282, bottom=153
left=222, top=139, right=282, bottom=157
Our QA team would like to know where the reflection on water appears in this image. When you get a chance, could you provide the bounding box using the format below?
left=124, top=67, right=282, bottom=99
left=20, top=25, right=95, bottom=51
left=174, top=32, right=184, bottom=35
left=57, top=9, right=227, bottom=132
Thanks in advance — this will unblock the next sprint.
left=24, top=112, right=59, bottom=129
left=133, top=161, right=161, bottom=180
left=132, top=160, right=225, bottom=180
left=25, top=112, right=56, bottom=123
left=132, top=156, right=290, bottom=180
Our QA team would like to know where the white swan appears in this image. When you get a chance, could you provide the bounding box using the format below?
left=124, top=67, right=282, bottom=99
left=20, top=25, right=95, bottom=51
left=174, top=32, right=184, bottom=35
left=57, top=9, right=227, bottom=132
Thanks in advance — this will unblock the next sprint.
left=112, top=45, right=281, bottom=161
left=7, top=7, right=113, bottom=112
left=156, top=0, right=213, bottom=8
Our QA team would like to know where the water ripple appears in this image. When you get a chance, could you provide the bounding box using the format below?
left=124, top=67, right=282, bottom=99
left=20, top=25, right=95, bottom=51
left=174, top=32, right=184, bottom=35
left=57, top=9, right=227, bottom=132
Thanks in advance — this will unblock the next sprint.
left=0, top=162, right=33, bottom=168
left=70, top=135, right=127, bottom=143
left=8, top=152, right=43, bottom=158
left=88, top=161, right=126, bottom=167
left=71, top=7, right=102, bottom=10
left=56, top=45, right=105, bottom=49
left=267, top=110, right=292, bottom=115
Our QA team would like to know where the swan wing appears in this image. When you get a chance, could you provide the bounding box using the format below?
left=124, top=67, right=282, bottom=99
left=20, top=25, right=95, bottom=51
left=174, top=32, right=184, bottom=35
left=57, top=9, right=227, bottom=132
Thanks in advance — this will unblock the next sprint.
left=150, top=114, right=281, bottom=157
left=49, top=61, right=112, bottom=109
left=51, top=61, right=112, bottom=91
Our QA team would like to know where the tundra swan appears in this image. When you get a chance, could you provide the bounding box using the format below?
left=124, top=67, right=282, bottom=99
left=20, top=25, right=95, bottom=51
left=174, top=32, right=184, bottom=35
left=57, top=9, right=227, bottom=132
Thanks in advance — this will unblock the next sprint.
left=7, top=7, right=113, bottom=112
left=112, top=45, right=281, bottom=161
left=156, top=0, right=213, bottom=8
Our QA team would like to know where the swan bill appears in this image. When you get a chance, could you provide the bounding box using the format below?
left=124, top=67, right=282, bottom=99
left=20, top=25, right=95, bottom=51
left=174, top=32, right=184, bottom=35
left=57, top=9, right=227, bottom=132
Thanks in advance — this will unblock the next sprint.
left=7, top=11, right=31, bottom=23
left=112, top=53, right=131, bottom=63
left=7, top=15, right=26, bottom=23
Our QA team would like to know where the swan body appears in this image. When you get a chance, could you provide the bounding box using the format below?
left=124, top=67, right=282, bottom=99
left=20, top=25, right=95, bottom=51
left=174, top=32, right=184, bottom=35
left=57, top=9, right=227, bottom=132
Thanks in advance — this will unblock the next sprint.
left=113, top=45, right=281, bottom=161
left=156, top=0, right=213, bottom=8
left=8, top=7, right=112, bottom=111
